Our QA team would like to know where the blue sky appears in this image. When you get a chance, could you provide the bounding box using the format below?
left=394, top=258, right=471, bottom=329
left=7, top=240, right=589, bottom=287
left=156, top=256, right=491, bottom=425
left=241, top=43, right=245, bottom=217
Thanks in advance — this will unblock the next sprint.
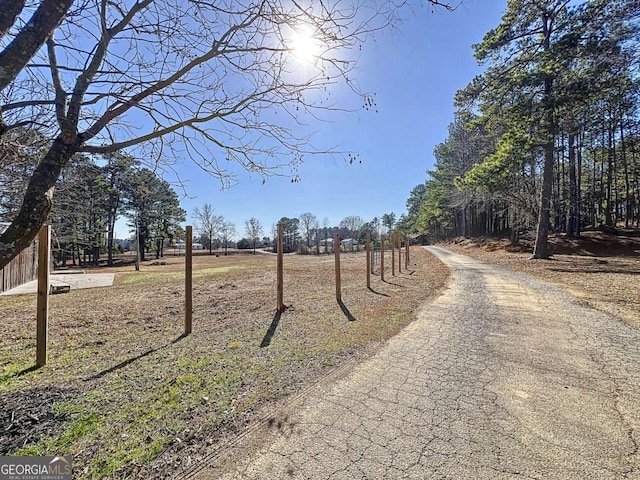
left=115, top=1, right=507, bottom=241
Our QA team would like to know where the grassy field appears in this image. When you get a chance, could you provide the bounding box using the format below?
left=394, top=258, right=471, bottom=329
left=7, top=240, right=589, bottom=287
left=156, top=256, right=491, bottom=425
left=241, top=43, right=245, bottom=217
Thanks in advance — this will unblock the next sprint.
left=0, top=248, right=448, bottom=479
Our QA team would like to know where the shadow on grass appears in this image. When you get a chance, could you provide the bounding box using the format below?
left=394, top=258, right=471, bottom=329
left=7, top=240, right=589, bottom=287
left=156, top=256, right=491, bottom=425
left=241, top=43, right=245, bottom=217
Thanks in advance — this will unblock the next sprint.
left=397, top=270, right=416, bottom=277
left=367, top=287, right=390, bottom=297
left=260, top=311, right=282, bottom=348
left=338, top=300, right=356, bottom=322
left=0, top=365, right=42, bottom=384
left=87, top=333, right=187, bottom=380
left=381, top=279, right=404, bottom=287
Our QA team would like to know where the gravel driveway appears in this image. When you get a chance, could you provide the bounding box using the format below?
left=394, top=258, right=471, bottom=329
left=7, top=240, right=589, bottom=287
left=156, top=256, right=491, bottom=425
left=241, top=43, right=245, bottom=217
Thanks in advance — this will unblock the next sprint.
left=192, top=246, right=640, bottom=479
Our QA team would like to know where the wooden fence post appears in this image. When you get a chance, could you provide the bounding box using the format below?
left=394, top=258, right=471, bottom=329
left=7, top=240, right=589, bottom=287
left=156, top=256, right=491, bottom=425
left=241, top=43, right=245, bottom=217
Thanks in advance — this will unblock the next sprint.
left=398, top=235, right=402, bottom=274
left=185, top=226, right=193, bottom=335
left=380, top=235, right=385, bottom=282
left=405, top=239, right=410, bottom=269
left=391, top=232, right=395, bottom=276
left=36, top=226, right=51, bottom=366
left=334, top=228, right=341, bottom=301
left=277, top=223, right=285, bottom=312
left=135, top=220, right=141, bottom=271
left=366, top=232, right=371, bottom=289
left=370, top=241, right=376, bottom=272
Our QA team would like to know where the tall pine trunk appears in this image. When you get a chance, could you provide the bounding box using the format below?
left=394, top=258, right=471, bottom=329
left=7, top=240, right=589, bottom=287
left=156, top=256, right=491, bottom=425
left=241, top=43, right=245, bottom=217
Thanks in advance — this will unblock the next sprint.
left=533, top=133, right=555, bottom=258
left=576, top=133, right=582, bottom=236
left=606, top=121, right=614, bottom=226
left=532, top=13, right=554, bottom=259
left=620, top=118, right=630, bottom=228
left=567, top=133, right=579, bottom=237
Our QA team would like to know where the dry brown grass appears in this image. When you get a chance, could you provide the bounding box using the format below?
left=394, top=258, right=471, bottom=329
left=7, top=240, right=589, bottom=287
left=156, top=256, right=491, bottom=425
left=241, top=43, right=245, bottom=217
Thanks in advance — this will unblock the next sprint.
left=0, top=248, right=448, bottom=479
left=441, top=235, right=640, bottom=328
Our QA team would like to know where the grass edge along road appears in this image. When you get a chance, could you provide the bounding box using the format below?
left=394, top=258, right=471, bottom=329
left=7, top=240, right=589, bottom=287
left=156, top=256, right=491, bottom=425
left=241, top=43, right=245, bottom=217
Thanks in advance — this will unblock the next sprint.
left=0, top=248, right=448, bottom=479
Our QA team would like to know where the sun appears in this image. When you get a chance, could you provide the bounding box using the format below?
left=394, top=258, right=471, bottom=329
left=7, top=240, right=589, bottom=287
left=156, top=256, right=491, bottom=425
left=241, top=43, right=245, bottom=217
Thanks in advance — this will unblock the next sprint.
left=289, top=26, right=321, bottom=64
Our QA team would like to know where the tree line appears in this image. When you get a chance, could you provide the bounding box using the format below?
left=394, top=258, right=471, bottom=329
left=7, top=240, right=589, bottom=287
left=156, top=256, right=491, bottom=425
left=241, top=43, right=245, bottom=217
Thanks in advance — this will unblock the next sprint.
left=189, top=208, right=402, bottom=256
left=403, top=0, right=639, bottom=257
left=260, top=212, right=399, bottom=254
left=1, top=129, right=403, bottom=264
left=0, top=132, right=184, bottom=265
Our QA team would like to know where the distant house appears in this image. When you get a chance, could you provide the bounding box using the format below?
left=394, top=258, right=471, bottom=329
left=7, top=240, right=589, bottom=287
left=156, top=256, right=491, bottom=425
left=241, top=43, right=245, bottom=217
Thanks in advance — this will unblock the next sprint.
left=0, top=222, right=40, bottom=293
left=319, top=238, right=333, bottom=246
left=340, top=238, right=358, bottom=246
left=174, top=242, right=204, bottom=250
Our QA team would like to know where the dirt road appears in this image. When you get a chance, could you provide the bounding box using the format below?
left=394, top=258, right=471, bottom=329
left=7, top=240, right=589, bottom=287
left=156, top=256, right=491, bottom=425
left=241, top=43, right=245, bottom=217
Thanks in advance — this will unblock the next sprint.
left=191, top=247, right=640, bottom=479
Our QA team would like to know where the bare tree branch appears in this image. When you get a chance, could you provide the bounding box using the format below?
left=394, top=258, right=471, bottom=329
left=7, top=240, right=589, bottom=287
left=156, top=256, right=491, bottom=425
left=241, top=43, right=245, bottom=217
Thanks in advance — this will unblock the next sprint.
left=0, top=0, right=74, bottom=92
left=0, top=0, right=25, bottom=41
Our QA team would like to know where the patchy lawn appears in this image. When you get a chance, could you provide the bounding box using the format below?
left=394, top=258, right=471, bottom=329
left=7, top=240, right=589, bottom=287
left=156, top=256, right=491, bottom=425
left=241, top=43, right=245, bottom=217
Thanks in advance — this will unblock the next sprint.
left=0, top=248, right=448, bottom=479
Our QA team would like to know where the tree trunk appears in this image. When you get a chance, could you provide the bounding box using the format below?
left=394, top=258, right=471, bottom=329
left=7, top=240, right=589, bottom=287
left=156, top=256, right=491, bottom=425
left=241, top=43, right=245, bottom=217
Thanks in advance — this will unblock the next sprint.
left=599, top=126, right=606, bottom=224
left=0, top=0, right=74, bottom=93
left=632, top=145, right=639, bottom=227
left=606, top=121, right=614, bottom=226
left=554, top=135, right=563, bottom=232
left=0, top=136, right=75, bottom=269
left=567, top=133, right=578, bottom=237
left=576, top=133, right=582, bottom=236
left=533, top=136, right=555, bottom=259
left=620, top=118, right=630, bottom=228
left=532, top=14, right=554, bottom=259
left=139, top=233, right=146, bottom=261
left=106, top=192, right=119, bottom=266
left=107, top=226, right=115, bottom=266
left=510, top=207, right=519, bottom=246
left=612, top=125, right=619, bottom=225
left=591, top=147, right=597, bottom=227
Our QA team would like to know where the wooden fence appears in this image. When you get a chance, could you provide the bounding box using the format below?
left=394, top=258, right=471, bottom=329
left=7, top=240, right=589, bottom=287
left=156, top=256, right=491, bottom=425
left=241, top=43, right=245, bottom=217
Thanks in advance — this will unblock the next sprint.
left=1, top=239, right=39, bottom=293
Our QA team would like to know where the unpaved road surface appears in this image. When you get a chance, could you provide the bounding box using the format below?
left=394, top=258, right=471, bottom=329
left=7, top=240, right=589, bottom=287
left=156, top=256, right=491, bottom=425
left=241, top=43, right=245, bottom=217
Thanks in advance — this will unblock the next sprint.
left=191, top=247, right=640, bottom=479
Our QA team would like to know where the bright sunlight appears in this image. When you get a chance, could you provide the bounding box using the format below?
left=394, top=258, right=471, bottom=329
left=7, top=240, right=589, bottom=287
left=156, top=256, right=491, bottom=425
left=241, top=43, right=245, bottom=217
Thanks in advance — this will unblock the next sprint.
left=289, top=25, right=321, bottom=63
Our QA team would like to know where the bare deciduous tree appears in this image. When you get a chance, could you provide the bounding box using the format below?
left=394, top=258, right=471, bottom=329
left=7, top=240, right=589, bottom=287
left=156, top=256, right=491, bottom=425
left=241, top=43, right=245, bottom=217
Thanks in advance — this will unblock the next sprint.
left=299, top=212, right=318, bottom=250
left=220, top=220, right=236, bottom=256
left=0, top=0, right=456, bottom=268
left=321, top=216, right=331, bottom=253
left=245, top=217, right=263, bottom=254
left=340, top=215, right=364, bottom=250
left=193, top=203, right=223, bottom=255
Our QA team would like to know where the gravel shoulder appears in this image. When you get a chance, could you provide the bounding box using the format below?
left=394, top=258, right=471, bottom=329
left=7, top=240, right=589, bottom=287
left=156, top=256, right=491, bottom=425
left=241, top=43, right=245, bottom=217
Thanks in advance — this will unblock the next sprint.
left=439, top=237, right=640, bottom=328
